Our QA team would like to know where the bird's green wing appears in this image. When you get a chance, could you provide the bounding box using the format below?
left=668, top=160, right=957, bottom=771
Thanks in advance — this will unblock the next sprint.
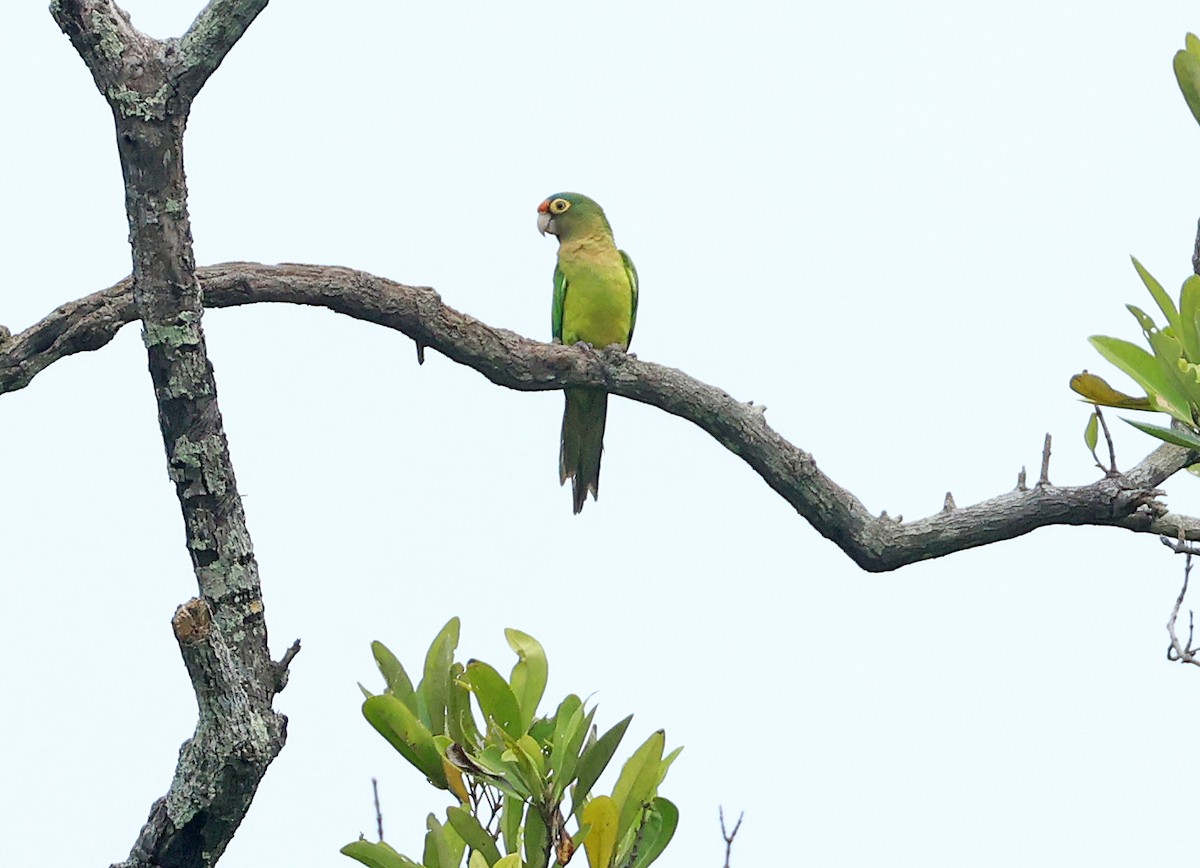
left=620, top=249, right=639, bottom=345
left=551, top=264, right=568, bottom=342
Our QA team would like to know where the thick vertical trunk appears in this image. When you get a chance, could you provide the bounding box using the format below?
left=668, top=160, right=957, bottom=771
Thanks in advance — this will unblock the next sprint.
left=50, top=3, right=291, bottom=866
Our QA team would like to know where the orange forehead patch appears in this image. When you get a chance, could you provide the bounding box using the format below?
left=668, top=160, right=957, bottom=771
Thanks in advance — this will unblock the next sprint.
left=537, top=199, right=551, bottom=213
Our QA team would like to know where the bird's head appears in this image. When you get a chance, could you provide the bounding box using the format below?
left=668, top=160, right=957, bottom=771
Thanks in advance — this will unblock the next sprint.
left=536, top=192, right=612, bottom=242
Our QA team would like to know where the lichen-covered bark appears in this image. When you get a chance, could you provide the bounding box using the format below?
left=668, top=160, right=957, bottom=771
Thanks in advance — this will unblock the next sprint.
left=49, top=2, right=288, bottom=867
left=112, top=105, right=274, bottom=689
left=117, top=600, right=288, bottom=868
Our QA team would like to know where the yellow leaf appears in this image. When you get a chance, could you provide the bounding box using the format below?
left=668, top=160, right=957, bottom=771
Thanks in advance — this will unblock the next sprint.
left=582, top=796, right=618, bottom=868
left=1069, top=372, right=1153, bottom=410
left=443, top=759, right=470, bottom=805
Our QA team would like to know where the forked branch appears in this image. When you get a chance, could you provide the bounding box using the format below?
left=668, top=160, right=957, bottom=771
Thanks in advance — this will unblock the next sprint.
left=48, top=2, right=289, bottom=866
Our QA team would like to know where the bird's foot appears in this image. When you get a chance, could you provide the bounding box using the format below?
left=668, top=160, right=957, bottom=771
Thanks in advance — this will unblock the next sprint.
left=573, top=340, right=599, bottom=361
left=601, top=344, right=631, bottom=364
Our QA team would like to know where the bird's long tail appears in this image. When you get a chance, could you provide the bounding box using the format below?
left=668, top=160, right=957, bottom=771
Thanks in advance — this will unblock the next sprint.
left=559, top=388, right=608, bottom=514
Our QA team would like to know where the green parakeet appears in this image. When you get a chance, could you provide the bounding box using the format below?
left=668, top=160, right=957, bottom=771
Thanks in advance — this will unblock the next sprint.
left=537, top=192, right=639, bottom=513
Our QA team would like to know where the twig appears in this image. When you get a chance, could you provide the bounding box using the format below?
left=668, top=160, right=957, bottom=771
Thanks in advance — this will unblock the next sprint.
left=1165, top=544, right=1200, bottom=667
left=1095, top=406, right=1119, bottom=476
left=1160, top=535, right=1200, bottom=556
left=720, top=806, right=743, bottom=868
left=1038, top=433, right=1052, bottom=486
left=273, top=638, right=302, bottom=692
left=372, top=778, right=384, bottom=842
left=483, top=785, right=501, bottom=835
left=1167, top=555, right=1194, bottom=663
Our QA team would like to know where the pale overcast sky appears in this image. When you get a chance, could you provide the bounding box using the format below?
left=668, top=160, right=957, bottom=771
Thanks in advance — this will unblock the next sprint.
left=6, top=1, right=1200, bottom=866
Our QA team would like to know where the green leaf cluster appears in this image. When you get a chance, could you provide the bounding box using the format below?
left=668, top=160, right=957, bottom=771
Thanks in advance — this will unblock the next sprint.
left=342, top=619, right=679, bottom=868
left=1071, top=257, right=1200, bottom=452
left=1070, top=34, right=1200, bottom=457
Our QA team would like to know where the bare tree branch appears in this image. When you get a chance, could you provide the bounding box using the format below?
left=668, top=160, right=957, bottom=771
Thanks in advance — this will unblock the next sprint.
left=48, top=2, right=287, bottom=866
left=4, top=262, right=1199, bottom=572
left=1086, top=405, right=1120, bottom=477
left=371, top=777, right=385, bottom=843
left=1037, top=433, right=1052, bottom=486
left=719, top=807, right=743, bottom=868
left=1165, top=552, right=1200, bottom=666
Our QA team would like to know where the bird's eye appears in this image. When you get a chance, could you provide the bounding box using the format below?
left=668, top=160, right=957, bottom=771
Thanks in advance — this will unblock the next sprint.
left=551, top=198, right=570, bottom=213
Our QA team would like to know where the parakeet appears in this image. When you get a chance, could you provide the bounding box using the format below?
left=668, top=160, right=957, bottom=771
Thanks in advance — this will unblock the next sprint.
left=536, top=192, right=639, bottom=513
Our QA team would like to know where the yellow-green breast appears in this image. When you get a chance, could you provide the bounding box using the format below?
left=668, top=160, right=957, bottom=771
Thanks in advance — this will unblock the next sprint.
left=558, top=236, right=635, bottom=349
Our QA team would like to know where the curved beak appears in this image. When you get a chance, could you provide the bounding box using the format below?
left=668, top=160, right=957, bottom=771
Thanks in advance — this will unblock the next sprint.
left=536, top=199, right=556, bottom=237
